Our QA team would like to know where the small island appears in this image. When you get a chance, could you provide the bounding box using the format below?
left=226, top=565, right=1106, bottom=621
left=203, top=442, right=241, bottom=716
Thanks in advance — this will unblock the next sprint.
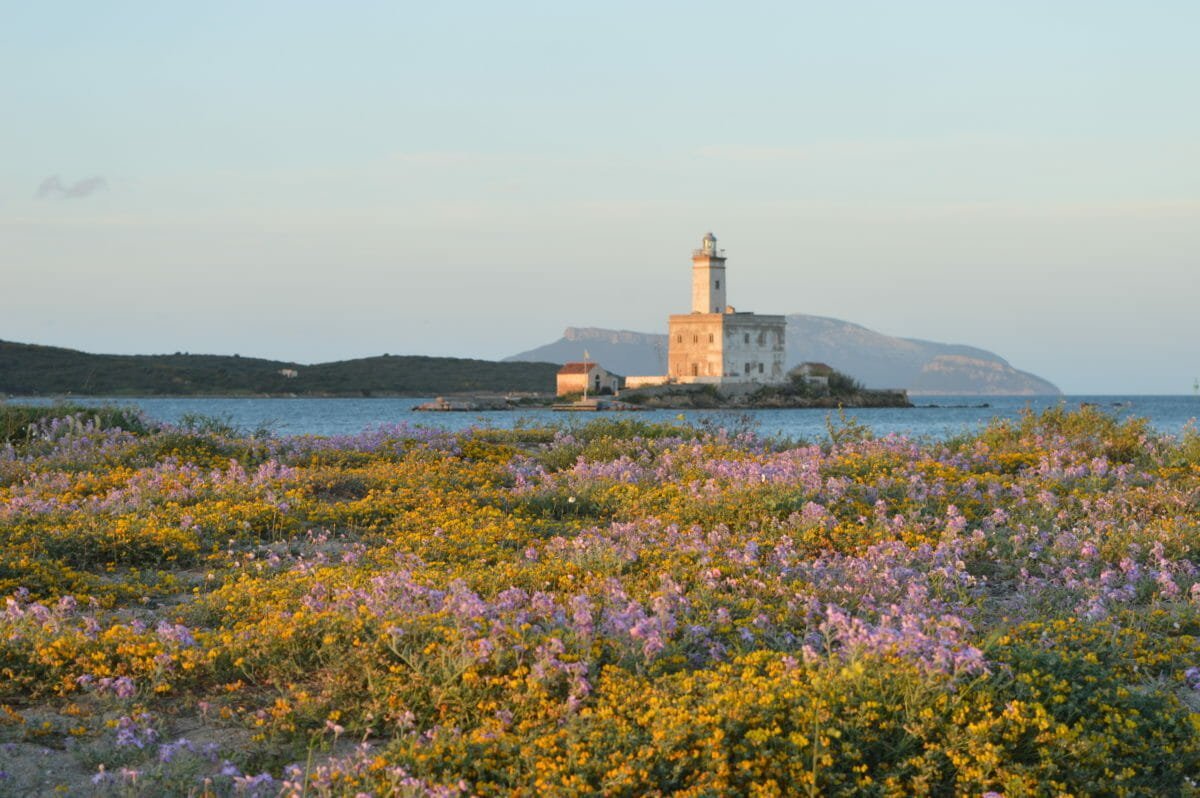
left=414, top=364, right=908, bottom=412
left=541, top=235, right=911, bottom=412
left=617, top=363, right=910, bottom=409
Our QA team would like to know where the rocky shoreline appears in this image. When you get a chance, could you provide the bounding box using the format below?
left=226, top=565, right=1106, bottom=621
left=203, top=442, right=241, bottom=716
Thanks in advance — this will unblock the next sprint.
left=415, top=385, right=912, bottom=412
left=619, top=385, right=911, bottom=410
left=414, top=396, right=517, bottom=411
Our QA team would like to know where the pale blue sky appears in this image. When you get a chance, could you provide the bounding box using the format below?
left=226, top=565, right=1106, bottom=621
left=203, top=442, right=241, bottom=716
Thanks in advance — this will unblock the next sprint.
left=2, top=1, right=1197, bottom=393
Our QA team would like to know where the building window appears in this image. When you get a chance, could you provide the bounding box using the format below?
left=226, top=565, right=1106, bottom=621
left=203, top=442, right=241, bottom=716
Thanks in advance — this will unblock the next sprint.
left=691, top=364, right=699, bottom=376
left=743, top=333, right=749, bottom=344
left=708, top=333, right=714, bottom=343
left=758, top=332, right=765, bottom=345
left=715, top=280, right=720, bottom=289
left=758, top=363, right=764, bottom=374
left=676, top=334, right=682, bottom=343
left=693, top=335, right=698, bottom=343
left=744, top=363, right=751, bottom=374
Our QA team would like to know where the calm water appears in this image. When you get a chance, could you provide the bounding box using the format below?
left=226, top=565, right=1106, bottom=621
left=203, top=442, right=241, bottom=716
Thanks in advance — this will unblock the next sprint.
left=7, top=395, right=1199, bottom=441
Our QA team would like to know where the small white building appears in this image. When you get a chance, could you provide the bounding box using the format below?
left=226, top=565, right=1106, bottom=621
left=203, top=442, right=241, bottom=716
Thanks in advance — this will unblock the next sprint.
left=556, top=362, right=619, bottom=396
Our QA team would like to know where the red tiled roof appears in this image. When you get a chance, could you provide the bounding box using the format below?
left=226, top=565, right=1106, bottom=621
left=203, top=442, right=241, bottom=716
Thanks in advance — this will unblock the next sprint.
left=557, top=362, right=599, bottom=375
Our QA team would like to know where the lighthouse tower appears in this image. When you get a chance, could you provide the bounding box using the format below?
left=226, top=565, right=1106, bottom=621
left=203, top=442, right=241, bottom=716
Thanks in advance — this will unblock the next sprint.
left=691, top=232, right=727, bottom=314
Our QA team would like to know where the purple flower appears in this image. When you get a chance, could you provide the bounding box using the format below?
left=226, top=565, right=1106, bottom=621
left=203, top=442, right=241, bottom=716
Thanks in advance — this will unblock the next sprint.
left=156, top=621, right=198, bottom=647
left=233, top=772, right=277, bottom=795
left=158, top=738, right=194, bottom=763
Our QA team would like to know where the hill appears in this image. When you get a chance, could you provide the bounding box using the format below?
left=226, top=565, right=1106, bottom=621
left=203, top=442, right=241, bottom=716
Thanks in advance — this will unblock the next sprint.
left=0, top=340, right=559, bottom=396
left=506, top=315, right=1061, bottom=396
left=508, top=327, right=670, bottom=378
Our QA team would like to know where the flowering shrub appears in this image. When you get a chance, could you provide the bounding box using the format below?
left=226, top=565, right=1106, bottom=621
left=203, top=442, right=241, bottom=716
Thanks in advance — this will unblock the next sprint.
left=0, top=406, right=1197, bottom=794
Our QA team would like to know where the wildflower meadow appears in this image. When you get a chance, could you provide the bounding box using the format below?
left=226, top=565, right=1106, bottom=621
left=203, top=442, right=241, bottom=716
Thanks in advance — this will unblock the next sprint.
left=0, top=405, right=1198, bottom=796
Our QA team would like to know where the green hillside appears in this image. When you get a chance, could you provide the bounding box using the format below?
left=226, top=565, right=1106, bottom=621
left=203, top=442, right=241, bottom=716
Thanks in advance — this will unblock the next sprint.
left=0, top=340, right=559, bottom=396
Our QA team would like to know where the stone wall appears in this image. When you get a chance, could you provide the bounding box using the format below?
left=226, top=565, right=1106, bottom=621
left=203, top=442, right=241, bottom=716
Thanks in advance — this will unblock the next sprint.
left=667, top=312, right=786, bottom=384
left=667, top=314, right=726, bottom=381
left=625, top=375, right=669, bottom=389
left=722, top=314, right=787, bottom=383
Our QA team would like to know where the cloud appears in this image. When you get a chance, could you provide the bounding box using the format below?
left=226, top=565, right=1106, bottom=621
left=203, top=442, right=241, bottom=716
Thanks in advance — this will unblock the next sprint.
left=35, top=175, right=109, bottom=200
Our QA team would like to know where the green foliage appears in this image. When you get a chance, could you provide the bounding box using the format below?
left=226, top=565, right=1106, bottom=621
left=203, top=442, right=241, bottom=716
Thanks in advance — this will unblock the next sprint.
left=755, top=367, right=867, bottom=401
left=532, top=418, right=692, bottom=472
left=0, top=402, right=151, bottom=445
left=1161, top=420, right=1200, bottom=468
left=462, top=425, right=558, bottom=447
left=828, top=370, right=864, bottom=393
left=0, top=339, right=559, bottom=396
left=124, top=431, right=241, bottom=469
left=176, top=412, right=241, bottom=437
left=825, top=407, right=875, bottom=446
left=569, top=417, right=692, bottom=443
left=774, top=374, right=824, bottom=398
left=975, top=404, right=1153, bottom=465
left=984, top=620, right=1200, bottom=794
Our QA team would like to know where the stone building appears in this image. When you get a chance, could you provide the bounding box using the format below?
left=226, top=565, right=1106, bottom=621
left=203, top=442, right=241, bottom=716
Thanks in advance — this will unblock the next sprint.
left=665, top=233, right=786, bottom=385
left=556, top=362, right=619, bottom=396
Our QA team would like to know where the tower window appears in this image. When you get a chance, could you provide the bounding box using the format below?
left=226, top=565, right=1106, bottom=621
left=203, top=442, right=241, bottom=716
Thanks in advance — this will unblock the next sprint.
left=676, top=334, right=682, bottom=343
left=693, top=335, right=698, bottom=343
left=708, top=333, right=714, bottom=343
left=715, top=280, right=720, bottom=289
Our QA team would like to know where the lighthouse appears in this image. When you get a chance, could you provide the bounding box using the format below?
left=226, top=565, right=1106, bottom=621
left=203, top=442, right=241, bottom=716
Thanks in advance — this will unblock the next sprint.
left=691, top=232, right=727, bottom=314
left=666, top=233, right=786, bottom=384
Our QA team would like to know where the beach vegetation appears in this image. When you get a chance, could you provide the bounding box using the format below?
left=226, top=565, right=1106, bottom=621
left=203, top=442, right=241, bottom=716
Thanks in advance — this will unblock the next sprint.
left=0, top=406, right=1198, bottom=793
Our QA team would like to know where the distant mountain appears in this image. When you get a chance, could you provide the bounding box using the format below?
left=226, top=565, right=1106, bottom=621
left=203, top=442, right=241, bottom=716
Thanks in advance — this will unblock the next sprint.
left=0, top=340, right=559, bottom=396
left=782, top=315, right=1060, bottom=395
left=508, top=328, right=671, bottom=378
left=506, top=315, right=1061, bottom=395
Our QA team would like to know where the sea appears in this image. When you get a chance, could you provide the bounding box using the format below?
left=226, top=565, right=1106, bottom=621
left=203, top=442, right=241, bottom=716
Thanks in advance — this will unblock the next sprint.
left=7, top=395, right=1199, bottom=443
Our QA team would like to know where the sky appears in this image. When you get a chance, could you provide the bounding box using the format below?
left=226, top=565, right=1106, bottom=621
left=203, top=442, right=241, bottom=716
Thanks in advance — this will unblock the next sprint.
left=2, top=1, right=1197, bottom=394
